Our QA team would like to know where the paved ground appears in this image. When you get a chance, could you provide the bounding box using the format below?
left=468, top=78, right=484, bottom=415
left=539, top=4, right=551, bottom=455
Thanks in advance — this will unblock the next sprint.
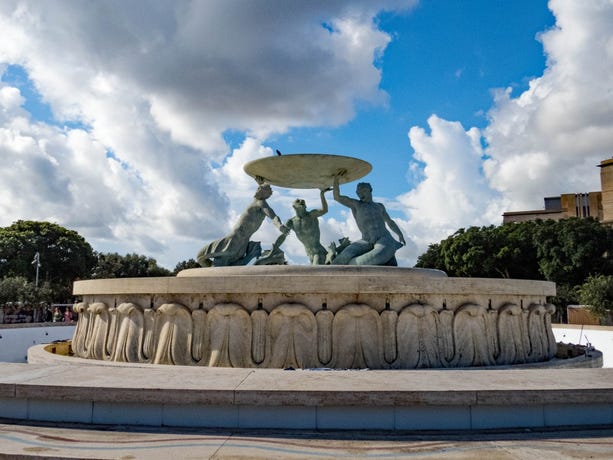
left=0, top=420, right=612, bottom=459
left=0, top=325, right=610, bottom=458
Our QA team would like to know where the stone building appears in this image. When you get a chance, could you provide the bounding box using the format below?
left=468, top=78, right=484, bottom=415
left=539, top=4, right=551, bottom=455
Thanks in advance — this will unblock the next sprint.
left=502, top=158, right=613, bottom=224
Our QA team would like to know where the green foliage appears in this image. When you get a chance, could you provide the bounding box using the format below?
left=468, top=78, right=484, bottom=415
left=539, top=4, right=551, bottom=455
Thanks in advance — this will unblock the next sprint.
left=91, top=252, right=171, bottom=278
left=441, top=226, right=512, bottom=277
left=417, top=223, right=541, bottom=279
left=579, top=274, right=613, bottom=318
left=0, top=220, right=96, bottom=289
left=0, top=220, right=175, bottom=302
left=416, top=218, right=613, bottom=287
left=436, top=226, right=491, bottom=277
left=533, top=218, right=613, bottom=286
left=0, top=276, right=54, bottom=304
left=414, top=243, right=445, bottom=271
left=173, top=258, right=200, bottom=275
left=0, top=220, right=96, bottom=283
left=549, top=283, right=580, bottom=322
left=494, top=221, right=541, bottom=279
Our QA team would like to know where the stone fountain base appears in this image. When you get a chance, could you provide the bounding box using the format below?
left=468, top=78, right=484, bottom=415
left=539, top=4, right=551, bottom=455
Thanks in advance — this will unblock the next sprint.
left=72, top=266, right=557, bottom=369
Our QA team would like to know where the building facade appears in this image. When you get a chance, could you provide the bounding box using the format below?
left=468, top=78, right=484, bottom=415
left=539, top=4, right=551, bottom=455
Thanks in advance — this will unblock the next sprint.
left=503, top=158, right=613, bottom=224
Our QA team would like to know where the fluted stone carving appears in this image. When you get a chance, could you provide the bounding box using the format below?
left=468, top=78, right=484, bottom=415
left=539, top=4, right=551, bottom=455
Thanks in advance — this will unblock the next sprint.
left=396, top=304, right=444, bottom=368
left=331, top=304, right=384, bottom=369
left=86, top=302, right=112, bottom=360
left=451, top=304, right=496, bottom=367
left=266, top=303, right=318, bottom=369
left=71, top=267, right=557, bottom=369
left=496, top=303, right=527, bottom=365
left=112, top=303, right=146, bottom=363
left=205, top=303, right=253, bottom=368
left=71, top=298, right=559, bottom=369
left=316, top=309, right=334, bottom=365
left=153, top=303, right=193, bottom=365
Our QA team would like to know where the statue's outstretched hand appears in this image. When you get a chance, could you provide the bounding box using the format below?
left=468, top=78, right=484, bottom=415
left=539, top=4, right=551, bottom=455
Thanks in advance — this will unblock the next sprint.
left=332, top=169, right=346, bottom=188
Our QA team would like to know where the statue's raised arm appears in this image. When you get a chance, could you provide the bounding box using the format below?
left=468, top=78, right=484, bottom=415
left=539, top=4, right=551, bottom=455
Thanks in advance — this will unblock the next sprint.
left=313, top=188, right=329, bottom=218
left=332, top=171, right=355, bottom=209
left=283, top=188, right=330, bottom=265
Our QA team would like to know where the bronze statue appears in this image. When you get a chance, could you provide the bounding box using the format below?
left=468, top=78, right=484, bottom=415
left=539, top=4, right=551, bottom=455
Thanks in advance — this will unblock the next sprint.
left=197, top=183, right=288, bottom=266
left=331, top=174, right=405, bottom=265
left=274, top=189, right=329, bottom=264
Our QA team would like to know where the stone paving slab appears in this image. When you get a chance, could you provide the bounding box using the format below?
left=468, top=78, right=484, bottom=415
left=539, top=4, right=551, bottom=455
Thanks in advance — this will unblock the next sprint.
left=2, top=358, right=613, bottom=430
left=2, top=363, right=613, bottom=407
left=14, top=365, right=254, bottom=405
left=0, top=421, right=612, bottom=459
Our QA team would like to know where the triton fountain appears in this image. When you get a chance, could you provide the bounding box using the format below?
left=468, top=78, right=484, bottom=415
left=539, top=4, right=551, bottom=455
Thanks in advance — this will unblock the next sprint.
left=71, top=154, right=559, bottom=369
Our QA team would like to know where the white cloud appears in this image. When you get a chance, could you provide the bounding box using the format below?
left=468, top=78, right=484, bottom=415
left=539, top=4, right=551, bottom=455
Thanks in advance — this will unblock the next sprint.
left=0, top=1, right=415, bottom=268
left=483, top=0, right=613, bottom=210
left=3, top=0, right=609, bottom=272
left=401, top=0, right=613, bottom=264
left=0, top=85, right=23, bottom=110
left=397, top=115, right=504, bottom=263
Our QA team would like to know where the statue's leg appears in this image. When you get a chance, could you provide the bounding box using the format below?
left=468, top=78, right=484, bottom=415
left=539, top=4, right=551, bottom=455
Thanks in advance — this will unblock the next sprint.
left=235, top=241, right=262, bottom=265
left=332, top=241, right=371, bottom=265
left=352, top=241, right=397, bottom=266
left=312, top=248, right=328, bottom=265
left=199, top=258, right=213, bottom=267
left=211, top=257, right=231, bottom=267
left=197, top=236, right=233, bottom=266
left=384, top=255, right=398, bottom=266
left=196, top=247, right=211, bottom=267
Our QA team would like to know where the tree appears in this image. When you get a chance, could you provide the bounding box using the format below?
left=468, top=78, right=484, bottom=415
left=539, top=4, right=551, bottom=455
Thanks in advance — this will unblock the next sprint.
left=417, top=223, right=541, bottom=279
left=533, top=218, right=613, bottom=286
left=0, top=220, right=96, bottom=288
left=579, top=274, right=613, bottom=319
left=0, top=277, right=54, bottom=304
left=416, top=218, right=613, bottom=284
left=439, top=226, right=513, bottom=277
left=549, top=283, right=579, bottom=323
left=91, top=252, right=171, bottom=278
left=494, top=221, right=541, bottom=279
left=415, top=243, right=445, bottom=272
left=173, top=258, right=200, bottom=274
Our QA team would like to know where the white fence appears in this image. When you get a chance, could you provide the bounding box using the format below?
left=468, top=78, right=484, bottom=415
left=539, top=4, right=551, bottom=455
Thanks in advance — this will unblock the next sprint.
left=0, top=325, right=75, bottom=362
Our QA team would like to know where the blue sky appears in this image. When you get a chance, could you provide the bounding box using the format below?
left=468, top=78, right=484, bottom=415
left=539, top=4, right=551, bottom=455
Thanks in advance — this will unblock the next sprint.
left=0, top=1, right=611, bottom=269
left=270, top=0, right=556, bottom=198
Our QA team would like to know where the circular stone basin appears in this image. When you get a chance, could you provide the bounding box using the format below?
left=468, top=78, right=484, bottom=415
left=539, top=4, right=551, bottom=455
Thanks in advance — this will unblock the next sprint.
left=71, top=266, right=557, bottom=369
left=243, top=153, right=372, bottom=189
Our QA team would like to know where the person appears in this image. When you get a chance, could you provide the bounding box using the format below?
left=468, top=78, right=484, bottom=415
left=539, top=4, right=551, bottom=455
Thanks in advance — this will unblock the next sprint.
left=44, top=305, right=53, bottom=322
left=276, top=189, right=329, bottom=264
left=197, top=182, right=288, bottom=266
left=331, top=173, right=406, bottom=265
left=64, top=307, right=72, bottom=323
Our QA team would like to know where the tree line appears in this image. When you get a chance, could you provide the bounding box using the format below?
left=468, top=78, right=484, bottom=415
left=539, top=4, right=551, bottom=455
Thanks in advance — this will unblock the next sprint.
left=2, top=218, right=612, bottom=320
left=415, top=217, right=613, bottom=320
left=0, top=220, right=198, bottom=304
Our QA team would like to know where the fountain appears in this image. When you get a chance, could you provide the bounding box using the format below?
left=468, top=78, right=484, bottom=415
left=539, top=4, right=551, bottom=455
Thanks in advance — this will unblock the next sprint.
left=71, top=154, right=559, bottom=369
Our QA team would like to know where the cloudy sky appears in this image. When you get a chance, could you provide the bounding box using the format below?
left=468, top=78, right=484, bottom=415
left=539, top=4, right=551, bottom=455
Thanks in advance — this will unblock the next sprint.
left=1, top=0, right=612, bottom=269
